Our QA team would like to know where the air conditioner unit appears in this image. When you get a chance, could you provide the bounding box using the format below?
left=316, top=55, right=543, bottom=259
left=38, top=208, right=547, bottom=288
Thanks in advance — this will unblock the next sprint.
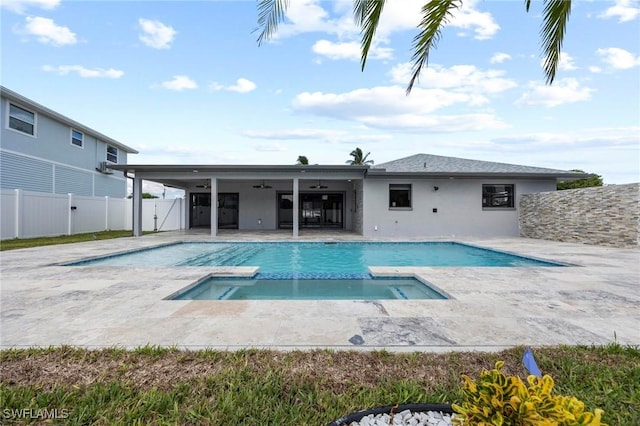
left=96, top=161, right=113, bottom=174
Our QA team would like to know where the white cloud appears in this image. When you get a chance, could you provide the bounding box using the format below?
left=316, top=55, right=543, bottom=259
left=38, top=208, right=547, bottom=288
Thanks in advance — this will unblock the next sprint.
left=598, top=0, right=639, bottom=22
left=490, top=52, right=511, bottom=64
left=275, top=0, right=495, bottom=60
left=210, top=78, right=256, bottom=93
left=390, top=63, right=517, bottom=94
left=23, top=16, right=76, bottom=46
left=312, top=40, right=393, bottom=61
left=292, top=86, right=508, bottom=132
left=589, top=66, right=603, bottom=73
left=1, top=0, right=59, bottom=14
left=228, top=78, right=256, bottom=93
left=254, top=143, right=288, bottom=152
left=558, top=52, right=578, bottom=71
left=449, top=0, right=500, bottom=40
left=540, top=52, right=578, bottom=71
left=160, top=75, right=197, bottom=91
left=596, top=47, right=640, bottom=69
left=138, top=18, right=176, bottom=49
left=244, top=128, right=393, bottom=144
left=42, top=65, right=124, bottom=78
left=516, top=78, right=594, bottom=107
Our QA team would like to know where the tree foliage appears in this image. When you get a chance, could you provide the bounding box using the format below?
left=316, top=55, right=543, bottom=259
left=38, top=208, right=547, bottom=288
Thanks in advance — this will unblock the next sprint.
left=557, top=170, right=603, bottom=190
left=296, top=155, right=309, bottom=165
left=347, top=147, right=374, bottom=165
left=257, top=0, right=572, bottom=92
left=127, top=192, right=159, bottom=199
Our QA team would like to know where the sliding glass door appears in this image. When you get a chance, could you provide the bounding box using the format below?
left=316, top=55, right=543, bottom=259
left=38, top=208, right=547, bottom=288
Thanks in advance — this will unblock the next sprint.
left=278, top=193, right=343, bottom=229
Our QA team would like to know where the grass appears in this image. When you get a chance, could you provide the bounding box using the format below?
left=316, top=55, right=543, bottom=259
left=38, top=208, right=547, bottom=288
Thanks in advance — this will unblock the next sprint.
left=1, top=344, right=638, bottom=425
left=0, top=230, right=154, bottom=251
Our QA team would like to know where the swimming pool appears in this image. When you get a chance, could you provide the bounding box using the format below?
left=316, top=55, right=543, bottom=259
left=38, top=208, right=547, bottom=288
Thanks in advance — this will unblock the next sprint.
left=171, top=277, right=447, bottom=300
left=69, top=241, right=562, bottom=273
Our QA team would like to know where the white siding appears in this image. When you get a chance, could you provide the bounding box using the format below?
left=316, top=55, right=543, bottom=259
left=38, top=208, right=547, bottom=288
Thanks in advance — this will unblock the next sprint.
left=1, top=150, right=53, bottom=193
left=55, top=165, right=93, bottom=196
left=95, top=174, right=126, bottom=198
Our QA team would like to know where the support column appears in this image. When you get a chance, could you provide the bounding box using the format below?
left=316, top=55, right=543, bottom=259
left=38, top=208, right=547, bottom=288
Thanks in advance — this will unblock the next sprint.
left=210, top=178, right=218, bottom=237
left=132, top=177, right=143, bottom=237
left=292, top=178, right=299, bottom=238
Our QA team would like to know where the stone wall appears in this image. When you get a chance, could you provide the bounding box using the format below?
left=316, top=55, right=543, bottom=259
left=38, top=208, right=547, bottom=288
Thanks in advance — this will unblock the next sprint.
left=519, top=183, right=639, bottom=248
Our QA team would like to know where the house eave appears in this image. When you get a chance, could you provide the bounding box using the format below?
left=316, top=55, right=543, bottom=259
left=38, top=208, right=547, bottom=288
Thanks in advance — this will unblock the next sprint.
left=110, top=164, right=370, bottom=174
left=365, top=170, right=592, bottom=180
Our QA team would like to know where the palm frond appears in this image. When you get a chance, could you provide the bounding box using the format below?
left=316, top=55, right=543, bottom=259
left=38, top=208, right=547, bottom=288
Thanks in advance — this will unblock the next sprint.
left=407, top=0, right=462, bottom=94
left=524, top=0, right=532, bottom=12
left=540, top=0, right=571, bottom=84
left=255, top=0, right=290, bottom=46
left=354, top=0, right=387, bottom=71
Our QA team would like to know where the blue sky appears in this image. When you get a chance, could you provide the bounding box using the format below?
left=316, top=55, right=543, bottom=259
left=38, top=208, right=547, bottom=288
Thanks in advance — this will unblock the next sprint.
left=2, top=0, right=639, bottom=194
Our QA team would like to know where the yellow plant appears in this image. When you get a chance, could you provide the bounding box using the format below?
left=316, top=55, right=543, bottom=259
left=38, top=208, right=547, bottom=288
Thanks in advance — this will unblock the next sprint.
left=452, top=361, right=607, bottom=426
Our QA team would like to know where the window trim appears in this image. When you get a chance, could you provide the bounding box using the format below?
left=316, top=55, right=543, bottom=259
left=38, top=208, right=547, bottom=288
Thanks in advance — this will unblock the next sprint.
left=106, top=144, right=118, bottom=164
left=71, top=129, right=84, bottom=148
left=482, top=184, right=515, bottom=210
left=6, top=101, right=37, bottom=138
left=389, top=183, right=412, bottom=210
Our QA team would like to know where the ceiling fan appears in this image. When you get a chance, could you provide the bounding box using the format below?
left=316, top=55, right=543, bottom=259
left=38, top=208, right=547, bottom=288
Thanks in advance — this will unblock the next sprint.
left=253, top=180, right=272, bottom=189
left=195, top=182, right=210, bottom=189
left=309, top=180, right=328, bottom=189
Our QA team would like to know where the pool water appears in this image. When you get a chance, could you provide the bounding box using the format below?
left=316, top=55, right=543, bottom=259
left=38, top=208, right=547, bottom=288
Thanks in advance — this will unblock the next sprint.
left=172, top=277, right=447, bottom=300
left=71, top=241, right=561, bottom=272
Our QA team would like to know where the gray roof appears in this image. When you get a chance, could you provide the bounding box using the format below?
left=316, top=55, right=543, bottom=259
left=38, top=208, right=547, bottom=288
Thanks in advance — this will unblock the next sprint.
left=1, top=86, right=138, bottom=154
left=371, top=153, right=589, bottom=179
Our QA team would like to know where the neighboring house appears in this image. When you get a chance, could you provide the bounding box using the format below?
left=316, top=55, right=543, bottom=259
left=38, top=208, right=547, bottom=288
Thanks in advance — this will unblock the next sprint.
left=113, top=154, right=588, bottom=238
left=1, top=86, right=137, bottom=198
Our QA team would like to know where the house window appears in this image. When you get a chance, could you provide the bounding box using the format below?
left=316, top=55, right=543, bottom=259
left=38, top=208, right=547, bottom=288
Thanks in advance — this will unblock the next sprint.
left=106, top=145, right=118, bottom=163
left=482, top=184, right=515, bottom=208
left=8, top=103, right=36, bottom=136
left=389, top=184, right=411, bottom=208
left=71, top=129, right=83, bottom=147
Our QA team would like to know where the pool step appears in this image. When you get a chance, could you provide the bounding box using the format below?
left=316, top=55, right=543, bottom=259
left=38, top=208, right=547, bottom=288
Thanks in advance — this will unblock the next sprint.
left=176, top=245, right=262, bottom=266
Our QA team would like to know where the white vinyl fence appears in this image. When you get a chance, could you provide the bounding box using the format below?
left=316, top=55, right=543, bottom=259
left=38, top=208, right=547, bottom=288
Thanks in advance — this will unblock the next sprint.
left=1, top=189, right=185, bottom=240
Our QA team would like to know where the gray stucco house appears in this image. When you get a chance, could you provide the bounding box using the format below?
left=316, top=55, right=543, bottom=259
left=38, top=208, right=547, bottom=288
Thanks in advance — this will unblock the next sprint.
left=113, top=154, right=587, bottom=238
left=1, top=86, right=137, bottom=198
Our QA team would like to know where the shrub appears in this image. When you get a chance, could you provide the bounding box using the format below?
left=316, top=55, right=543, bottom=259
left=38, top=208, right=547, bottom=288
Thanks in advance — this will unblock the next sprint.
left=452, top=361, right=607, bottom=426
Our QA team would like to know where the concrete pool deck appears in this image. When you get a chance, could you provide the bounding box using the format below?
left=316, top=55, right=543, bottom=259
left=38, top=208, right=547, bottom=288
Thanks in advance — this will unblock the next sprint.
left=1, top=231, right=639, bottom=351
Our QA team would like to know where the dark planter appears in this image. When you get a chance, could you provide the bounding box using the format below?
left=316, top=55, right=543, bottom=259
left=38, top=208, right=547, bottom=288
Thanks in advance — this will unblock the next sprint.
left=327, top=403, right=455, bottom=426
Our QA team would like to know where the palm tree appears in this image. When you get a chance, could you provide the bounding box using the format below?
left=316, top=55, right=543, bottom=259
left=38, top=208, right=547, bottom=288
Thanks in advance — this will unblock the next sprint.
left=256, top=0, right=571, bottom=92
left=296, top=155, right=309, bottom=165
left=346, top=147, right=374, bottom=165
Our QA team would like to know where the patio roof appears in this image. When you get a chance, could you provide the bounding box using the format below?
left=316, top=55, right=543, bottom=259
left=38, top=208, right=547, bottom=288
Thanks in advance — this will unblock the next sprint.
left=113, top=153, right=590, bottom=181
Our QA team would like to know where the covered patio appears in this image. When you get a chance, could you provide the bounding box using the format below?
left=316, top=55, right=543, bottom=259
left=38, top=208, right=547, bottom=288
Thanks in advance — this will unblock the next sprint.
left=111, top=164, right=368, bottom=237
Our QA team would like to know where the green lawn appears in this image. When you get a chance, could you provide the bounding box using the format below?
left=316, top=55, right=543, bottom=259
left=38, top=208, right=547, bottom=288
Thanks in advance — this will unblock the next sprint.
left=0, top=230, right=152, bottom=251
left=1, top=344, right=638, bottom=425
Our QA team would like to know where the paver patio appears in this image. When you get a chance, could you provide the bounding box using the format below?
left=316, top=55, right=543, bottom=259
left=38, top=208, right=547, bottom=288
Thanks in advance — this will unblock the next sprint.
left=1, top=231, right=638, bottom=351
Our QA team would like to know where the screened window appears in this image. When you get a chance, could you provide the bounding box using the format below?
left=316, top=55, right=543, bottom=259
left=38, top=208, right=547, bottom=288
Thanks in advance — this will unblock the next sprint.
left=482, top=184, right=515, bottom=208
left=106, top=145, right=118, bottom=163
left=8, top=103, right=35, bottom=135
left=389, top=184, right=411, bottom=208
left=71, top=129, right=83, bottom=147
